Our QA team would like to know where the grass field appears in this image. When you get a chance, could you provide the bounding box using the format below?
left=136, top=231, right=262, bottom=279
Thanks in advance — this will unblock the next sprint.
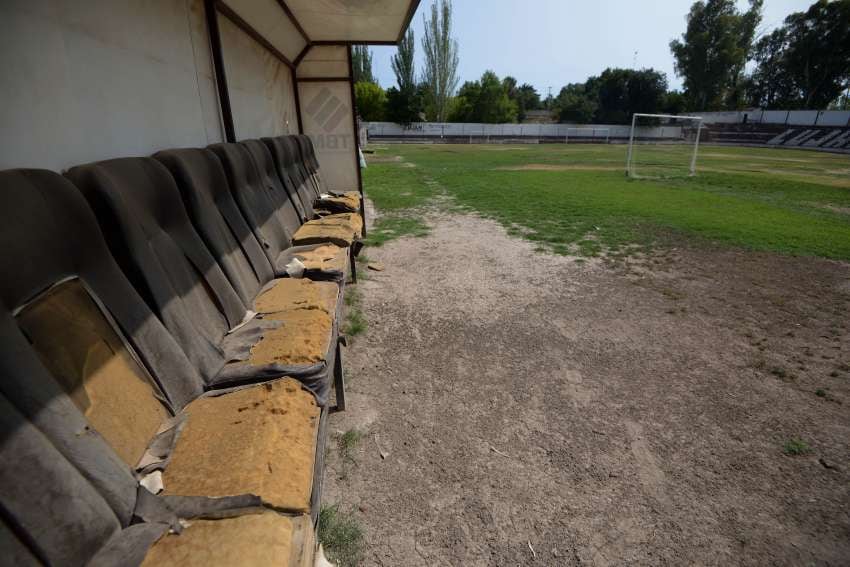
left=363, top=143, right=850, bottom=260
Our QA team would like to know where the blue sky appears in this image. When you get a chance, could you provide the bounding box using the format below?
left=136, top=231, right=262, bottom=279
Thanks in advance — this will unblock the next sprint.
left=371, top=0, right=814, bottom=96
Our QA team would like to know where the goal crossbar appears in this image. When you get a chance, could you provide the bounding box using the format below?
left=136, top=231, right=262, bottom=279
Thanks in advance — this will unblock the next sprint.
left=625, top=114, right=703, bottom=178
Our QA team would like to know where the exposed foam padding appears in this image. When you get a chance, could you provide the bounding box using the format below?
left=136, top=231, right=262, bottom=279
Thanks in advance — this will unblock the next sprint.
left=162, top=379, right=320, bottom=512
left=292, top=244, right=348, bottom=276
left=246, top=310, right=334, bottom=366
left=254, top=278, right=339, bottom=317
left=16, top=279, right=169, bottom=467
left=292, top=213, right=363, bottom=248
left=141, top=512, right=315, bottom=567
left=315, top=193, right=360, bottom=213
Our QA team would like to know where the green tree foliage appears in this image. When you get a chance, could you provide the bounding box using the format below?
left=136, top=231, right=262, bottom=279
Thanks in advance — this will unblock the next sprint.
left=392, top=29, right=416, bottom=91
left=351, top=46, right=375, bottom=84
left=554, top=68, right=667, bottom=123
left=747, top=0, right=850, bottom=109
left=386, top=29, right=422, bottom=125
left=502, top=78, right=541, bottom=121
left=448, top=70, right=518, bottom=123
left=670, top=0, right=763, bottom=110
left=662, top=91, right=688, bottom=115
left=593, top=68, right=668, bottom=123
left=554, top=83, right=597, bottom=123
left=385, top=86, right=423, bottom=125
left=354, top=81, right=386, bottom=121
left=421, top=0, right=460, bottom=121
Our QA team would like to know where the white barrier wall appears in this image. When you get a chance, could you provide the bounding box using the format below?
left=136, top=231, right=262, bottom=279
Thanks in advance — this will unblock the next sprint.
left=688, top=110, right=850, bottom=127
left=366, top=122, right=681, bottom=140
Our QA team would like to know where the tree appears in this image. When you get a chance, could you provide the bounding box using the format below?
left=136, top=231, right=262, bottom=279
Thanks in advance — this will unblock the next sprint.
left=783, top=0, right=850, bottom=108
left=421, top=0, right=460, bottom=121
left=670, top=0, right=763, bottom=110
left=447, top=71, right=518, bottom=123
left=662, top=90, right=688, bottom=115
left=746, top=1, right=850, bottom=109
left=392, top=29, right=416, bottom=91
left=352, top=46, right=375, bottom=84
left=554, top=83, right=597, bottom=123
left=385, top=86, right=423, bottom=125
left=502, top=79, right=541, bottom=121
left=354, top=81, right=386, bottom=121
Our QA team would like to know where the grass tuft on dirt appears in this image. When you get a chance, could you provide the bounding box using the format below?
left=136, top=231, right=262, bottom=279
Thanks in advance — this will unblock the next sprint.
left=318, top=504, right=364, bottom=567
left=783, top=438, right=810, bottom=455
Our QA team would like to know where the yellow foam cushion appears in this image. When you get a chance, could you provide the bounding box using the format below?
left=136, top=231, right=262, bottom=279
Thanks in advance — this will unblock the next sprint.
left=162, top=379, right=320, bottom=512
left=141, top=512, right=315, bottom=567
left=294, top=244, right=348, bottom=275
left=292, top=214, right=363, bottom=248
left=16, top=279, right=168, bottom=467
left=247, top=309, right=333, bottom=366
left=254, top=278, right=338, bottom=317
left=316, top=193, right=360, bottom=212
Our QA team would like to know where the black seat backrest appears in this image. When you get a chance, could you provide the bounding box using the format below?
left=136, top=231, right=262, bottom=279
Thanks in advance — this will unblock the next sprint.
left=289, top=135, right=321, bottom=197
left=154, top=148, right=275, bottom=307
left=264, top=136, right=316, bottom=218
left=296, top=134, right=336, bottom=195
left=65, top=159, right=247, bottom=384
left=209, top=142, right=301, bottom=268
left=240, top=138, right=306, bottom=232
left=0, top=169, right=203, bottom=409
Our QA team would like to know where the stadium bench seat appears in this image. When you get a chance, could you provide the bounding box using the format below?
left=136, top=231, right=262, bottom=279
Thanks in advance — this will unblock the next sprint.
left=0, top=372, right=317, bottom=567
left=294, top=134, right=363, bottom=210
left=212, top=141, right=362, bottom=252
left=262, top=137, right=364, bottom=239
left=0, top=168, right=328, bottom=508
left=154, top=147, right=348, bottom=285
left=64, top=159, right=340, bottom=405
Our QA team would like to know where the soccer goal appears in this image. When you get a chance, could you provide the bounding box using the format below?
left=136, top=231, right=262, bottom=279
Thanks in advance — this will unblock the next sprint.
left=625, top=113, right=703, bottom=178
left=565, top=127, right=610, bottom=144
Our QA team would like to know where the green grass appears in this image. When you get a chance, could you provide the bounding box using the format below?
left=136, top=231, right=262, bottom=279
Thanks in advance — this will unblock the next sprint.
left=361, top=160, right=432, bottom=245
left=783, top=438, right=811, bottom=456
left=336, top=428, right=364, bottom=480
left=364, top=217, right=429, bottom=247
left=362, top=143, right=850, bottom=260
left=318, top=505, right=364, bottom=567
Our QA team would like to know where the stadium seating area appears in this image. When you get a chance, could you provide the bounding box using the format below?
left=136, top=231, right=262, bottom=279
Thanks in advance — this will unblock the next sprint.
left=0, top=135, right=363, bottom=566
left=703, top=123, right=850, bottom=151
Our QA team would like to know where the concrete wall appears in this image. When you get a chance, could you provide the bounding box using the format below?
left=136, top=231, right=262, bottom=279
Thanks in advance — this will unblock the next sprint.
left=0, top=0, right=224, bottom=171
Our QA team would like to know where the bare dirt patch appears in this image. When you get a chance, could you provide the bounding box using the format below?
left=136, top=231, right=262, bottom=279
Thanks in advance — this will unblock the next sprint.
left=326, top=211, right=850, bottom=566
left=496, top=164, right=620, bottom=172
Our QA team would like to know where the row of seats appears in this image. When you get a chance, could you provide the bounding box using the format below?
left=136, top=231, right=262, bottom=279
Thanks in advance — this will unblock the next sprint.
left=0, top=135, right=365, bottom=565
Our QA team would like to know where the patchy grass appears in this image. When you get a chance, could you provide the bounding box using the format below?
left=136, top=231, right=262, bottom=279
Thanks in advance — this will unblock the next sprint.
left=343, top=307, right=367, bottom=337
left=362, top=158, right=432, bottom=246
left=336, top=428, right=364, bottom=480
left=783, top=438, right=811, bottom=456
left=318, top=505, right=364, bottom=567
left=364, top=216, right=429, bottom=247
left=364, top=143, right=850, bottom=260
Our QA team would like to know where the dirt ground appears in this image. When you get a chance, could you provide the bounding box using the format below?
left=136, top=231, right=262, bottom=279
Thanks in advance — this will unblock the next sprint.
left=324, top=205, right=850, bottom=566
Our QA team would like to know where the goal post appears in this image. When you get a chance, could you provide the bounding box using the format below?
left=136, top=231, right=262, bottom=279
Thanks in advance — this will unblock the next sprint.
left=625, top=113, right=703, bottom=178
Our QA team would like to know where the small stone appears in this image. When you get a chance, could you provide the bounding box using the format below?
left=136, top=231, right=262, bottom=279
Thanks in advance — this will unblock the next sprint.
left=367, top=262, right=385, bottom=271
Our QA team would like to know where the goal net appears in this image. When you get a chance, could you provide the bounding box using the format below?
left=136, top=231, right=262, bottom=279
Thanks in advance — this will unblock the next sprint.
left=625, top=114, right=703, bottom=178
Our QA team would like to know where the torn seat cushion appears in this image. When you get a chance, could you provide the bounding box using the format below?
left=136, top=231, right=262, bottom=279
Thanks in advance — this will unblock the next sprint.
left=314, top=192, right=360, bottom=214
left=292, top=213, right=364, bottom=248
left=141, top=512, right=315, bottom=567
left=275, top=244, right=348, bottom=281
left=162, top=379, right=320, bottom=512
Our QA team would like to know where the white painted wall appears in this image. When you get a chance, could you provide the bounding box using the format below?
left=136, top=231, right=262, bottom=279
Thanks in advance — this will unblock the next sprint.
left=0, top=0, right=224, bottom=171
left=220, top=14, right=297, bottom=139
